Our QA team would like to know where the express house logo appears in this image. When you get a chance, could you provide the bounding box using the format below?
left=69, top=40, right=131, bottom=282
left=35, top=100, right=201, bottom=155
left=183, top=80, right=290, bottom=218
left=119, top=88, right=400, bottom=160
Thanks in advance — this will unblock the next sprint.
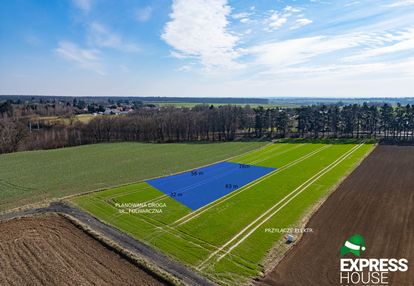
left=339, top=234, right=408, bottom=286
left=340, top=234, right=366, bottom=257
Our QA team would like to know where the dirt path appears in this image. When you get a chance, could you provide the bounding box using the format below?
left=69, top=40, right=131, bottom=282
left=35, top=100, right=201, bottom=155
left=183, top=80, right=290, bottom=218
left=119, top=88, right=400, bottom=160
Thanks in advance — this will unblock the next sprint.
left=257, top=145, right=414, bottom=286
left=0, top=203, right=215, bottom=286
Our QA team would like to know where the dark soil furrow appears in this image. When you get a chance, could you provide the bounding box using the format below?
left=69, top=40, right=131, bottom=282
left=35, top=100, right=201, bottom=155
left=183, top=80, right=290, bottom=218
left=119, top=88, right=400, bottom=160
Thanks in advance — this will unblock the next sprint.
left=0, top=215, right=166, bottom=286
left=258, top=145, right=414, bottom=286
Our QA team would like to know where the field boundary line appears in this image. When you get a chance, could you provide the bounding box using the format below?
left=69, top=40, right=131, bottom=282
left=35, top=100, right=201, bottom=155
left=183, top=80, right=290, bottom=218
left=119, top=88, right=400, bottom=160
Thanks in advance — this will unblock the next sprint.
left=125, top=162, right=252, bottom=209
left=173, top=145, right=329, bottom=226
left=259, top=143, right=375, bottom=275
left=197, top=144, right=360, bottom=269
left=173, top=145, right=331, bottom=226
left=100, top=144, right=276, bottom=212
left=137, top=145, right=329, bottom=245
left=92, top=195, right=225, bottom=257
left=197, top=143, right=363, bottom=269
left=134, top=214, right=218, bottom=253
left=60, top=143, right=272, bottom=204
left=109, top=202, right=263, bottom=268
left=111, top=143, right=302, bottom=219
left=95, top=201, right=219, bottom=255
left=215, top=143, right=364, bottom=262
left=150, top=162, right=250, bottom=196
left=138, top=213, right=264, bottom=267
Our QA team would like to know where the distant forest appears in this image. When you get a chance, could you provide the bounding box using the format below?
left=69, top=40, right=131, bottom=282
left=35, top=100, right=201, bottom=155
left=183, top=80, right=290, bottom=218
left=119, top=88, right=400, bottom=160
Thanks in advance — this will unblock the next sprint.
left=1, top=96, right=414, bottom=154
left=0, top=95, right=269, bottom=105
left=3, top=95, right=414, bottom=106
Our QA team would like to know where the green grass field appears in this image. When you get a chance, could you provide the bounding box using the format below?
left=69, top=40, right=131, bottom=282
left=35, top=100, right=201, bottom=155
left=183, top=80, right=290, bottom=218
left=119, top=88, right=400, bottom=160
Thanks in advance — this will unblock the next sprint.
left=72, top=142, right=374, bottom=285
left=0, top=141, right=265, bottom=211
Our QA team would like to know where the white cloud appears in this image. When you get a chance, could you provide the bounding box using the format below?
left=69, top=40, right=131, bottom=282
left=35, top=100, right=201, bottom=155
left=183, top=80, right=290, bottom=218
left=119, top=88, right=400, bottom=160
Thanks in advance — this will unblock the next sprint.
left=88, top=22, right=139, bottom=52
left=55, top=41, right=104, bottom=75
left=246, top=27, right=414, bottom=83
left=283, top=6, right=301, bottom=13
left=386, top=0, right=414, bottom=7
left=344, top=1, right=361, bottom=7
left=232, top=12, right=250, bottom=19
left=350, top=38, right=414, bottom=60
left=345, top=28, right=414, bottom=61
left=232, top=12, right=252, bottom=23
left=267, top=12, right=288, bottom=30
left=265, top=6, right=301, bottom=31
left=249, top=28, right=414, bottom=71
left=162, top=0, right=241, bottom=69
left=295, top=18, right=313, bottom=27
left=250, top=35, right=363, bottom=67
left=72, top=0, right=93, bottom=12
left=135, top=6, right=152, bottom=22
left=253, top=58, right=414, bottom=81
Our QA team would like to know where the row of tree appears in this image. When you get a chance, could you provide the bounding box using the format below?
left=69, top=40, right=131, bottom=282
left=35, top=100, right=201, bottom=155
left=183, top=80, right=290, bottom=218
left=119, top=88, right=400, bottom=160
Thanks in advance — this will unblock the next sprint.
left=1, top=103, right=414, bottom=154
left=295, top=103, right=414, bottom=139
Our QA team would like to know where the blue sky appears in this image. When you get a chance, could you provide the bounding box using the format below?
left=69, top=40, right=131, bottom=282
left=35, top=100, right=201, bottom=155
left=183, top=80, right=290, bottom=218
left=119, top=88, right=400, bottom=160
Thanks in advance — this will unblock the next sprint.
left=1, top=0, right=413, bottom=97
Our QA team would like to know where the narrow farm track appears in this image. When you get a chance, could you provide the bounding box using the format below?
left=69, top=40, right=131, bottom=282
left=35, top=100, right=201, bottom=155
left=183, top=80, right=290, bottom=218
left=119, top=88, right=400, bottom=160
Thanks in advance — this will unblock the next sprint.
left=259, top=145, right=414, bottom=286
left=0, top=203, right=215, bottom=286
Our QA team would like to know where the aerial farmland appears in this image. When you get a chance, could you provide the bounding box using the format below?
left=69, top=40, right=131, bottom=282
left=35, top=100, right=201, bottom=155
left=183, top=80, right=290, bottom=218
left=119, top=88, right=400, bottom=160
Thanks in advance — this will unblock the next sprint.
left=71, top=142, right=373, bottom=285
left=1, top=122, right=413, bottom=285
left=2, top=0, right=414, bottom=285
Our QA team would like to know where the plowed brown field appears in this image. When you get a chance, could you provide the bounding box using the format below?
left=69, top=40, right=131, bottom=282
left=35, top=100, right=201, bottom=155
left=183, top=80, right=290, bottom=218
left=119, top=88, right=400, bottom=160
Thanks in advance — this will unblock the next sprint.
left=259, top=145, right=414, bottom=286
left=0, top=214, right=166, bottom=286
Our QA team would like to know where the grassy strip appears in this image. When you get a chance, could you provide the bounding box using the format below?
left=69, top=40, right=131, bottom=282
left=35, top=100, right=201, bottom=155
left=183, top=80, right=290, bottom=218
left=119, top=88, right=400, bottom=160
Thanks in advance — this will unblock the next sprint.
left=59, top=213, right=182, bottom=286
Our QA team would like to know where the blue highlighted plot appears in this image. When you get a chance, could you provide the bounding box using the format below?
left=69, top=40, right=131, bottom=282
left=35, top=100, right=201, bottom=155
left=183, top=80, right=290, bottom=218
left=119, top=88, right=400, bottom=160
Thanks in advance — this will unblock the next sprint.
left=146, top=161, right=275, bottom=211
